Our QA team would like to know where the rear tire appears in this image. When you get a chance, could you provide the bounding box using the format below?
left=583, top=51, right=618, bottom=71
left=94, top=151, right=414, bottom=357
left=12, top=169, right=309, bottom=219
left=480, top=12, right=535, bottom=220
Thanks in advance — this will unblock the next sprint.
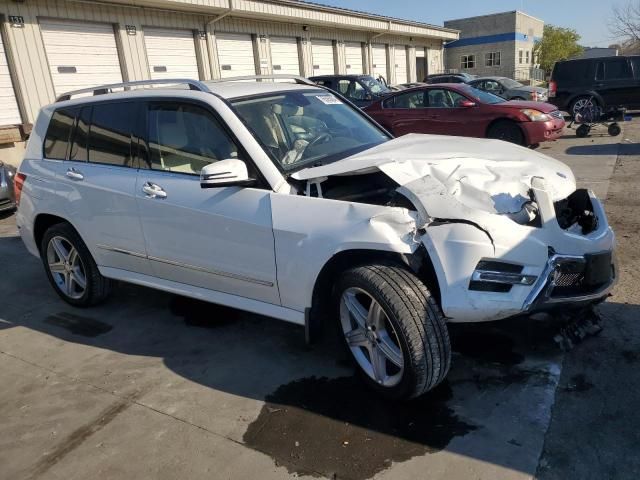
left=335, top=264, right=451, bottom=400
left=487, top=120, right=526, bottom=146
left=570, top=96, right=599, bottom=118
left=40, top=222, right=112, bottom=307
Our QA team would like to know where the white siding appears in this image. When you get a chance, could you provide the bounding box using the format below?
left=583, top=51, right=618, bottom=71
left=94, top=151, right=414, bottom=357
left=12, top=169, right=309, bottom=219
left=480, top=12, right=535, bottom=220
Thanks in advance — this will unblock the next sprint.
left=39, top=19, right=123, bottom=97
left=372, top=44, right=387, bottom=79
left=0, top=34, right=21, bottom=125
left=143, top=27, right=199, bottom=80
left=311, top=39, right=335, bottom=75
left=344, top=42, right=363, bottom=74
left=270, top=37, right=300, bottom=75
left=394, top=45, right=408, bottom=84
left=216, top=33, right=256, bottom=78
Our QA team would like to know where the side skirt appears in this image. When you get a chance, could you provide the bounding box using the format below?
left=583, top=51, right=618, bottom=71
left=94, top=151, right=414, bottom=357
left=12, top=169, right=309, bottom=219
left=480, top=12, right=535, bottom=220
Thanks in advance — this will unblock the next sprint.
left=99, top=266, right=305, bottom=325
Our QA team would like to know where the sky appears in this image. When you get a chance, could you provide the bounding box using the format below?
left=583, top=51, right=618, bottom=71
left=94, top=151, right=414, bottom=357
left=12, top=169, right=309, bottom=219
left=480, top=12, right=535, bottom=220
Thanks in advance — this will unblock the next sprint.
left=315, top=0, right=623, bottom=47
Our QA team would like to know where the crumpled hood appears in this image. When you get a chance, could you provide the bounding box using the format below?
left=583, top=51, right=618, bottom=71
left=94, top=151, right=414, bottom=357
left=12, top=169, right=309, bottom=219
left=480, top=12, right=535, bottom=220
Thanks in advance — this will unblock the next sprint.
left=292, top=134, right=576, bottom=217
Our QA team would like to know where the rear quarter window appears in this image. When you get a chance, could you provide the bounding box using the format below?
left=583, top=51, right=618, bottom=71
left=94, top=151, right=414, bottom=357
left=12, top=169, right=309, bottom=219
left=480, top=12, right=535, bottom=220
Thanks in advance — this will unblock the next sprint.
left=552, top=60, right=592, bottom=85
left=43, top=108, right=76, bottom=160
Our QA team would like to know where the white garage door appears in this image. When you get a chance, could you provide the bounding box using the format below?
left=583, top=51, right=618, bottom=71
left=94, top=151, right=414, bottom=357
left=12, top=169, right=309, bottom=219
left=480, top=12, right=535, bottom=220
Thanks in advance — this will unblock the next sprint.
left=394, top=46, right=408, bottom=84
left=216, top=33, right=256, bottom=78
left=40, top=19, right=123, bottom=97
left=345, top=42, right=363, bottom=74
left=0, top=34, right=20, bottom=125
left=144, top=27, right=199, bottom=80
left=311, top=40, right=335, bottom=75
left=270, top=37, right=300, bottom=75
left=372, top=44, right=387, bottom=80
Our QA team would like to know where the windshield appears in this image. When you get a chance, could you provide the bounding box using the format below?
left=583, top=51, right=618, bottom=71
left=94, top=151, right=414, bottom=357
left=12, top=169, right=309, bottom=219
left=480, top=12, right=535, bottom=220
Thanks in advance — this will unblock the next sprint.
left=501, top=78, right=524, bottom=88
left=359, top=76, right=390, bottom=94
left=232, top=90, right=390, bottom=172
left=464, top=86, right=506, bottom=104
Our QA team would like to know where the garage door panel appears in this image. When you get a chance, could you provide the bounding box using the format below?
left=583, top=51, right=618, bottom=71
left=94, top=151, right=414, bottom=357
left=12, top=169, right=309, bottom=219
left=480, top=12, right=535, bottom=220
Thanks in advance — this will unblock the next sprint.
left=216, top=33, right=256, bottom=78
left=270, top=37, right=300, bottom=75
left=394, top=46, right=408, bottom=84
left=40, top=19, right=123, bottom=96
left=372, top=44, right=387, bottom=79
left=311, top=40, right=334, bottom=76
left=0, top=31, right=21, bottom=124
left=345, top=42, right=363, bottom=74
left=144, top=27, right=199, bottom=79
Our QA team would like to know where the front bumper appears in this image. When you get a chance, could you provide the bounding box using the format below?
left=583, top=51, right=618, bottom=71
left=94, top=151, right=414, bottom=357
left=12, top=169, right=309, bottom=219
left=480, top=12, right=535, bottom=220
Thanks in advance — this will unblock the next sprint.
left=421, top=184, right=615, bottom=323
left=521, top=118, right=565, bottom=144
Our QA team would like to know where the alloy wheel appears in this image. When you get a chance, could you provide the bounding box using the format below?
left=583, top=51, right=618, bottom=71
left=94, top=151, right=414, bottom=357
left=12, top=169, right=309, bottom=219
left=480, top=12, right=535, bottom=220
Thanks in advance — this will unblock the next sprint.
left=572, top=97, right=595, bottom=116
left=339, top=287, right=404, bottom=387
left=46, top=235, right=87, bottom=300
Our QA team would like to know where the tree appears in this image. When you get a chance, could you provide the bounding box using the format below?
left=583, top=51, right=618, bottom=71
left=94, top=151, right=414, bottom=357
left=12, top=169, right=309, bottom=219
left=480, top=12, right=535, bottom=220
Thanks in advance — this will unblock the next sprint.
left=533, top=25, right=583, bottom=74
left=610, top=1, right=640, bottom=50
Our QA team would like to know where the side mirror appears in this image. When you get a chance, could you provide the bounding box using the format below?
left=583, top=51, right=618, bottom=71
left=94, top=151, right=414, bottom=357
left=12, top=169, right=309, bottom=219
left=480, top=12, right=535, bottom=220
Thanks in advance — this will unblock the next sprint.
left=459, top=100, right=476, bottom=108
left=200, top=159, right=254, bottom=189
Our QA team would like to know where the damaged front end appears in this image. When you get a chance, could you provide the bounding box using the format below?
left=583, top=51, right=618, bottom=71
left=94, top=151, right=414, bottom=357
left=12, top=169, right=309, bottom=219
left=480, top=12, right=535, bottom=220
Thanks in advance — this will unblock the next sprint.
left=293, top=135, right=616, bottom=323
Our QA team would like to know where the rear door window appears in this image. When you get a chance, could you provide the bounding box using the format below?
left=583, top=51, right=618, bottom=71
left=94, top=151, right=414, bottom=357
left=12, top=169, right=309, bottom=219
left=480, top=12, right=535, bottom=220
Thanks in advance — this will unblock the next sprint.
left=43, top=108, right=77, bottom=160
left=69, top=106, right=90, bottom=162
left=632, top=57, right=640, bottom=78
left=87, top=102, right=137, bottom=167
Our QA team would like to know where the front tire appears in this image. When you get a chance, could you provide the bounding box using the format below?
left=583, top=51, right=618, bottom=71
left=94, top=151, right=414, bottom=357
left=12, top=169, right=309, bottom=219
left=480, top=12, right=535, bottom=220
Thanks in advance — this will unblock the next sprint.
left=335, top=264, right=451, bottom=400
left=40, top=222, right=112, bottom=307
left=487, top=120, right=526, bottom=146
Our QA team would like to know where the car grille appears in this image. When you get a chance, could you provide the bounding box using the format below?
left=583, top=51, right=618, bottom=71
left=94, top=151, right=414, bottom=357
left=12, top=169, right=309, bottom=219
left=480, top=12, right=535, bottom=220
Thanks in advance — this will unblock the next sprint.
left=549, top=110, right=564, bottom=120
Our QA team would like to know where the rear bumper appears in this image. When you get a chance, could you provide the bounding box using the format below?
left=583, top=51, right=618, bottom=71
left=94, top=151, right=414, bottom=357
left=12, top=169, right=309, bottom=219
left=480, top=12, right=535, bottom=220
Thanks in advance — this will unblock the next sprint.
left=521, top=118, right=565, bottom=144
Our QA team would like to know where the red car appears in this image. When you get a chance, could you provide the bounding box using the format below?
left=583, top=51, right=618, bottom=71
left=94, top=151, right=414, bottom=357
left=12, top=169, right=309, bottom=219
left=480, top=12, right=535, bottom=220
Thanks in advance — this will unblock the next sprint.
left=364, top=83, right=565, bottom=147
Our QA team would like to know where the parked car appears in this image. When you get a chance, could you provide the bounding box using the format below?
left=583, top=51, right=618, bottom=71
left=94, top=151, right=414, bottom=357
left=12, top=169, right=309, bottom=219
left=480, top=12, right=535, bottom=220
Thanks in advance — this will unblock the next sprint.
left=468, top=76, right=548, bottom=102
left=424, top=73, right=476, bottom=84
left=364, top=83, right=565, bottom=147
left=390, top=82, right=428, bottom=91
left=16, top=77, right=615, bottom=400
left=309, top=74, right=391, bottom=107
left=549, top=55, right=640, bottom=116
left=0, top=161, right=17, bottom=213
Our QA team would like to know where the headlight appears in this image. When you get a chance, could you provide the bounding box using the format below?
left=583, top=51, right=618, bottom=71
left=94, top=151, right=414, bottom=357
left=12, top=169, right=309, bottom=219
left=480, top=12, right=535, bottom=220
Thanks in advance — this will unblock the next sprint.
left=521, top=108, right=550, bottom=122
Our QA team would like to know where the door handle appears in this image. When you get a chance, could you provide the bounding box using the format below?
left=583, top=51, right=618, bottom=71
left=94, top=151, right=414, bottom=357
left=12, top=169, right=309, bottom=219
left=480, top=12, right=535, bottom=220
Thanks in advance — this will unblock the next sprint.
left=142, top=181, right=167, bottom=199
left=65, top=168, right=84, bottom=181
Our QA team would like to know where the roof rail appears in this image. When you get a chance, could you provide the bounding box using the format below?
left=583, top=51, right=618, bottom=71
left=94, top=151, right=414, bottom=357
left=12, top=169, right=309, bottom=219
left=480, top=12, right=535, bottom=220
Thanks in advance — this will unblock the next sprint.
left=56, top=79, right=211, bottom=102
left=207, top=75, right=315, bottom=86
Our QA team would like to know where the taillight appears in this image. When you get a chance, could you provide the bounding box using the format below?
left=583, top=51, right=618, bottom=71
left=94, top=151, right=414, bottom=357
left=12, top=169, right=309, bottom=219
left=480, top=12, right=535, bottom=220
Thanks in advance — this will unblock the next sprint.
left=14, top=172, right=26, bottom=207
left=549, top=81, right=557, bottom=98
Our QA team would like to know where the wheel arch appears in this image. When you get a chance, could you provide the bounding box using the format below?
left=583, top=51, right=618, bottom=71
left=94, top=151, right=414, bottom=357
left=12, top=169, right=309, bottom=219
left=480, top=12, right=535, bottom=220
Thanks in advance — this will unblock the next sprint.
left=33, top=213, right=76, bottom=251
left=305, top=245, right=441, bottom=344
left=485, top=117, right=526, bottom=140
left=568, top=92, right=604, bottom=110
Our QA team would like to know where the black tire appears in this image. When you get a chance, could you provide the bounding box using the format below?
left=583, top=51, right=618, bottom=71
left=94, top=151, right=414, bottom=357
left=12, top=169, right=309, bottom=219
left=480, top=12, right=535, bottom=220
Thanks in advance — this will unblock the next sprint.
left=576, top=124, right=590, bottom=138
left=570, top=96, right=600, bottom=118
left=608, top=123, right=621, bottom=136
left=335, top=264, right=451, bottom=400
left=40, top=222, right=112, bottom=307
left=487, top=120, right=525, bottom=146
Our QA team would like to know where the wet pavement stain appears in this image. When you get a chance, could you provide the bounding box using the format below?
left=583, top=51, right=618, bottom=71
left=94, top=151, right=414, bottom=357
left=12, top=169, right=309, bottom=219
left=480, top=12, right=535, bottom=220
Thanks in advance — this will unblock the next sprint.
left=244, top=376, right=477, bottom=480
left=44, top=312, right=113, bottom=337
left=169, top=295, right=239, bottom=328
left=450, top=329, right=525, bottom=366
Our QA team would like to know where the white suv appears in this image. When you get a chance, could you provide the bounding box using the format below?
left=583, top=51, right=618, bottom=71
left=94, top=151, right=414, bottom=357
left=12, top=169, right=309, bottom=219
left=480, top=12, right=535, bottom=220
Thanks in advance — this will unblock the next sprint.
left=15, top=77, right=616, bottom=399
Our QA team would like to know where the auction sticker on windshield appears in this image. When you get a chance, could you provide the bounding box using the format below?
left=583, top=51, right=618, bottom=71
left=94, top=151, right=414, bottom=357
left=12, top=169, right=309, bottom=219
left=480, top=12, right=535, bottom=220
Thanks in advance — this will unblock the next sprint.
left=316, top=95, right=343, bottom=105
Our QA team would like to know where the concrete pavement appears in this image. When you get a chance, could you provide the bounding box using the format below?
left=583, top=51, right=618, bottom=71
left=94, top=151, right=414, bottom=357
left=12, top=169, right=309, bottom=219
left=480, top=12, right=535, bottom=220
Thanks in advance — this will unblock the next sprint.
left=0, top=122, right=629, bottom=480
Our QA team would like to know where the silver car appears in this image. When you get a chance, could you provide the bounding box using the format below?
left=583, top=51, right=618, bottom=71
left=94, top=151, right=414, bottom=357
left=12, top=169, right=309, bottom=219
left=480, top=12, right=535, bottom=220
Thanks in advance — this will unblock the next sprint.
left=0, top=161, right=17, bottom=213
left=469, top=76, right=548, bottom=102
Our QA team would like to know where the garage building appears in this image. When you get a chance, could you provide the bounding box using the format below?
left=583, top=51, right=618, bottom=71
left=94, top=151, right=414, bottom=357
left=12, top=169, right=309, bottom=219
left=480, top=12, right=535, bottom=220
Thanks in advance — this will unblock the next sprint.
left=0, top=0, right=458, bottom=166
